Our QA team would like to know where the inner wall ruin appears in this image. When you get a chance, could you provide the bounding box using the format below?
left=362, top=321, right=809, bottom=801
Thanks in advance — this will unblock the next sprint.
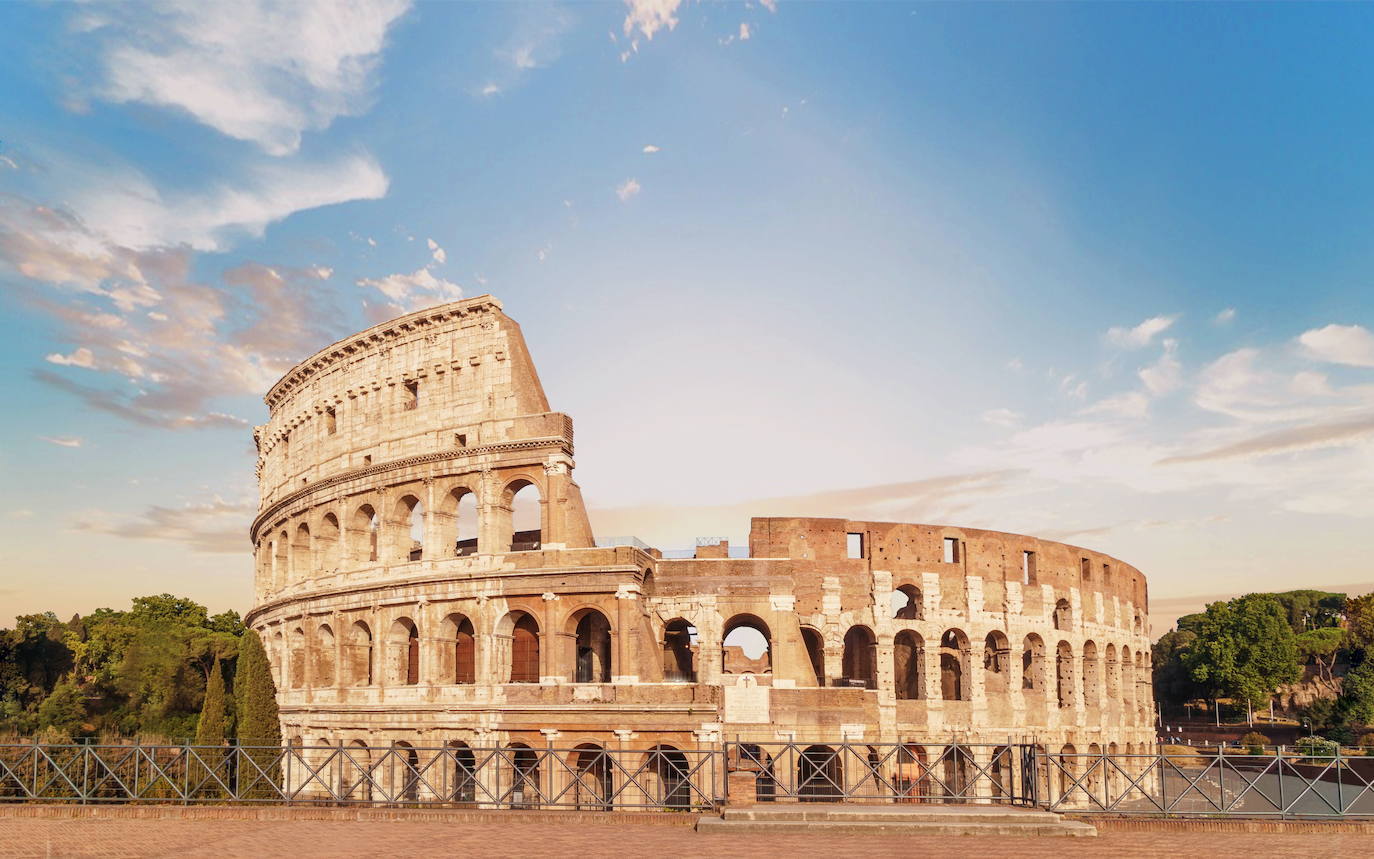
left=246, top=294, right=1155, bottom=763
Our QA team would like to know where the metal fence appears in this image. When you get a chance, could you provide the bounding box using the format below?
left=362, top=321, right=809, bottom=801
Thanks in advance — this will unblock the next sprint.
left=2, top=741, right=1371, bottom=817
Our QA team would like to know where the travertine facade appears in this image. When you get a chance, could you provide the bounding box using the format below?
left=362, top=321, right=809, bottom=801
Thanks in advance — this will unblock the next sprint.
left=246, top=295, right=1154, bottom=762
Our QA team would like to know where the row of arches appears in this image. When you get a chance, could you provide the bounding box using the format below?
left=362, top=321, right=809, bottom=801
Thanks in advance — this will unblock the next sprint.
left=889, top=586, right=1143, bottom=637
left=259, top=479, right=544, bottom=591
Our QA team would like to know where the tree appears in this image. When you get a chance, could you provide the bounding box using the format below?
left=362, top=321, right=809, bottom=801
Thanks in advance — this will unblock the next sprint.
left=1346, top=594, right=1374, bottom=653
left=234, top=630, right=280, bottom=746
left=1152, top=628, right=1203, bottom=706
left=1296, top=626, right=1346, bottom=698
left=1336, top=657, right=1374, bottom=728
left=35, top=674, right=86, bottom=736
left=1183, top=593, right=1301, bottom=710
left=1271, top=590, right=1346, bottom=634
left=195, top=659, right=228, bottom=746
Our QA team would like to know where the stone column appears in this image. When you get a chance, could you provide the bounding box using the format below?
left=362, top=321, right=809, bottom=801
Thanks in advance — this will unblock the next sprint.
left=540, top=592, right=559, bottom=684
left=614, top=585, right=639, bottom=684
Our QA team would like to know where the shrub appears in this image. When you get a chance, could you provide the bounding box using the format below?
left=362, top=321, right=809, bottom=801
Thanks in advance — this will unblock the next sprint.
left=1240, top=731, right=1270, bottom=755
left=1295, top=736, right=1339, bottom=761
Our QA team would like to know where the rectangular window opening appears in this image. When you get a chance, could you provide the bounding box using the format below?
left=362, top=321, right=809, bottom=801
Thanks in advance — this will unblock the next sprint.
left=325, top=406, right=337, bottom=435
left=846, top=532, right=864, bottom=560
left=403, top=379, right=419, bottom=411
left=1022, top=550, right=1037, bottom=585
left=455, top=433, right=467, bottom=448
left=1080, top=557, right=1091, bottom=581
left=363, top=454, right=373, bottom=466
left=1102, top=563, right=1111, bottom=581
left=943, top=537, right=960, bottom=564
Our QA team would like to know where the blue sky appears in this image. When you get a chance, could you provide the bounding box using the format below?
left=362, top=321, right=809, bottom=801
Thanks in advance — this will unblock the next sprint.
left=2, top=1, right=1373, bottom=631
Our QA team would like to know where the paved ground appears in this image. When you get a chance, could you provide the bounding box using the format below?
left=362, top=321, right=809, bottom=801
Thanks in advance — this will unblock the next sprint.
left=2, top=818, right=1372, bottom=858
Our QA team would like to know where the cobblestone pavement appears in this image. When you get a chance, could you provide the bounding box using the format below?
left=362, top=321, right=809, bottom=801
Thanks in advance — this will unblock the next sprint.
left=1, top=819, right=1371, bottom=858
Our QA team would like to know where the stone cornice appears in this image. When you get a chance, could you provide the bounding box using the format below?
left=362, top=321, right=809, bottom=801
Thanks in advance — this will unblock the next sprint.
left=264, top=295, right=502, bottom=412
left=250, top=435, right=570, bottom=542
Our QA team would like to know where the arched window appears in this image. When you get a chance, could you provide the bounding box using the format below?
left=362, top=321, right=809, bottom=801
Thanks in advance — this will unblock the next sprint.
left=891, top=584, right=923, bottom=620
left=722, top=615, right=771, bottom=674
left=507, top=743, right=540, bottom=808
left=314, top=624, right=336, bottom=686
left=1121, top=646, right=1135, bottom=711
left=662, top=618, right=696, bottom=682
left=507, top=612, right=540, bottom=683
left=505, top=480, right=542, bottom=552
left=291, top=523, right=311, bottom=584
left=939, top=629, right=969, bottom=701
left=448, top=741, right=477, bottom=805
left=1082, top=640, right=1101, bottom=709
left=1056, top=640, right=1075, bottom=709
left=800, top=627, right=825, bottom=686
left=894, top=630, right=923, bottom=700
left=391, top=495, right=423, bottom=562
left=1053, top=598, right=1073, bottom=631
left=349, top=504, right=379, bottom=565
left=439, top=613, right=476, bottom=684
left=346, top=741, right=372, bottom=801
left=274, top=532, right=289, bottom=589
left=983, top=630, right=1010, bottom=695
left=1021, top=633, right=1046, bottom=695
left=347, top=621, right=373, bottom=686
left=797, top=745, right=841, bottom=801
left=387, top=618, right=420, bottom=685
left=393, top=741, right=420, bottom=802
left=841, top=625, right=876, bottom=689
left=570, top=744, right=611, bottom=810
left=645, top=745, right=691, bottom=809
left=570, top=608, right=612, bottom=683
left=318, top=513, right=341, bottom=572
left=288, top=626, right=306, bottom=689
left=1105, top=643, right=1120, bottom=699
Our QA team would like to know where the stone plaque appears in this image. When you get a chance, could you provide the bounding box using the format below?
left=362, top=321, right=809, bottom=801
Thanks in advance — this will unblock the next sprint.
left=723, top=673, right=770, bottom=724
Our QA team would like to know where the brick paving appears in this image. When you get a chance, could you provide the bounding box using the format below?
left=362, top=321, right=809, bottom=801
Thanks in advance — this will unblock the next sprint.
left=1, top=817, right=1371, bottom=858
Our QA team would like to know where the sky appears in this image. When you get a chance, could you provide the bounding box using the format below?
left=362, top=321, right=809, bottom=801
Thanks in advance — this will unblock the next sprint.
left=2, top=1, right=1372, bottom=635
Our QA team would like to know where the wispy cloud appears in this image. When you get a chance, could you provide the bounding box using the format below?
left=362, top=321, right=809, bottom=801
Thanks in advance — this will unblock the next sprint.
left=616, top=178, right=642, bottom=202
left=39, top=435, right=83, bottom=448
left=1214, top=307, right=1236, bottom=325
left=73, top=497, right=256, bottom=553
left=623, top=0, right=681, bottom=42
left=1106, top=314, right=1177, bottom=349
left=357, top=267, right=462, bottom=322
left=1299, top=324, right=1374, bottom=368
left=642, top=144, right=661, bottom=154
left=427, top=238, right=447, bottom=264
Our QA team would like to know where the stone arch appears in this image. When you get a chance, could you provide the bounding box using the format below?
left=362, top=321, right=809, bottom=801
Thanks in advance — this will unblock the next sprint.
left=437, top=485, right=480, bottom=557
left=438, top=613, right=477, bottom=684
left=346, top=620, right=373, bottom=685
left=797, top=744, right=841, bottom=801
left=1021, top=633, right=1047, bottom=695
left=983, top=630, right=1011, bottom=695
left=736, top=743, right=776, bottom=802
left=939, top=628, right=969, bottom=701
left=502, top=478, right=543, bottom=552
left=393, top=741, right=420, bottom=802
left=661, top=618, right=696, bottom=682
left=568, top=607, right=612, bottom=683
left=288, top=626, right=306, bottom=689
left=390, top=494, right=423, bottom=562
left=291, top=523, right=312, bottom=584
left=499, top=611, right=541, bottom=683
left=897, top=744, right=931, bottom=801
left=894, top=630, right=923, bottom=700
left=314, top=623, right=336, bottom=686
left=273, top=531, right=288, bottom=590
left=348, top=503, right=379, bottom=565
left=722, top=614, right=772, bottom=674
left=891, top=584, right=923, bottom=620
left=1082, top=640, right=1101, bottom=710
left=1121, top=646, right=1135, bottom=712
left=318, top=513, right=341, bottom=572
left=644, top=745, right=691, bottom=809
left=1104, top=643, right=1120, bottom=699
left=800, top=626, right=825, bottom=686
left=1057, top=743, right=1077, bottom=800
left=507, top=743, right=540, bottom=808
left=570, top=743, right=611, bottom=810
left=1056, top=640, right=1075, bottom=709
left=271, top=629, right=285, bottom=687
left=448, top=741, right=477, bottom=805
left=1053, top=598, right=1073, bottom=631
left=841, top=625, right=877, bottom=689
left=990, top=745, right=1012, bottom=798
left=386, top=617, right=420, bottom=685
left=346, top=740, right=372, bottom=801
left=641, top=569, right=656, bottom=597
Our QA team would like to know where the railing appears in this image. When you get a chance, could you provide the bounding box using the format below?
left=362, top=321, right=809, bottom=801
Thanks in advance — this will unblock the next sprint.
left=3, top=742, right=1372, bottom=817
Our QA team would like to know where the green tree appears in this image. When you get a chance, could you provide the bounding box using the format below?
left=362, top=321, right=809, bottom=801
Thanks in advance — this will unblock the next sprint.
left=1183, top=593, right=1301, bottom=710
left=1152, top=628, right=1202, bottom=706
left=1296, top=626, right=1346, bottom=698
left=35, top=673, right=87, bottom=736
left=1337, top=658, right=1374, bottom=728
left=234, top=630, right=280, bottom=746
left=195, top=659, right=228, bottom=746
left=1346, top=594, right=1374, bottom=653
left=1271, top=590, right=1347, bottom=634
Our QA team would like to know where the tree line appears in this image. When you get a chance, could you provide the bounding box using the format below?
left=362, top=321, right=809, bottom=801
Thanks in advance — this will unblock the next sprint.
left=1153, top=589, right=1374, bottom=742
left=0, top=594, right=279, bottom=746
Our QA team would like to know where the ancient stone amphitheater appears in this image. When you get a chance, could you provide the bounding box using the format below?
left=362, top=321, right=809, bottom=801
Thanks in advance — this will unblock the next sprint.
left=246, top=295, right=1154, bottom=798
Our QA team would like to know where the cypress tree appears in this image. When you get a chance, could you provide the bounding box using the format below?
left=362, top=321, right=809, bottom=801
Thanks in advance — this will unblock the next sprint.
left=195, top=658, right=227, bottom=745
left=234, top=630, right=280, bottom=746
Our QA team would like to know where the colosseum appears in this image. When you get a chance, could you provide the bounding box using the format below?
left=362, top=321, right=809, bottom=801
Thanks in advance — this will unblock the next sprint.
left=246, top=294, right=1154, bottom=804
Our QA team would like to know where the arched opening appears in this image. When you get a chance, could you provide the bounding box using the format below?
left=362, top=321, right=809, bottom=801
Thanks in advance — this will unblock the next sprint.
left=891, top=584, right=923, bottom=620
left=940, top=745, right=972, bottom=803
left=314, top=624, right=336, bottom=686
left=1053, top=598, right=1073, bottom=631
left=897, top=744, right=930, bottom=802
left=797, top=744, right=841, bottom=801
left=894, top=630, right=923, bottom=700
left=439, top=486, right=480, bottom=557
left=570, top=744, right=611, bottom=810
left=1057, top=744, right=1077, bottom=801
left=507, top=743, right=540, bottom=808
left=570, top=608, right=612, bottom=683
left=841, top=625, right=877, bottom=689
left=271, top=629, right=285, bottom=687
left=939, top=629, right=968, bottom=701
left=507, top=612, right=540, bottom=683
left=291, top=523, right=311, bottom=584
left=990, top=746, right=1012, bottom=798
left=386, top=618, right=420, bottom=686
left=1022, top=633, right=1046, bottom=695
left=273, top=533, right=288, bottom=589
left=346, top=621, right=373, bottom=685
left=722, top=615, right=771, bottom=674
left=645, top=745, right=690, bottom=809
left=505, top=480, right=543, bottom=552
left=1082, top=640, right=1101, bottom=709
left=448, top=741, right=476, bottom=805
left=800, top=627, right=825, bottom=686
left=346, top=740, right=372, bottom=801
left=1105, top=643, right=1120, bottom=699
left=1121, top=646, right=1135, bottom=712
left=349, top=504, right=379, bottom=565
left=662, top=618, right=697, bottom=682
left=736, top=744, right=776, bottom=802
left=394, top=742, right=420, bottom=802
left=1056, top=640, right=1075, bottom=709
left=983, top=630, right=1010, bottom=695
left=439, top=614, right=476, bottom=684
left=318, top=513, right=340, bottom=572
left=391, top=495, right=423, bottom=562
left=641, top=569, right=656, bottom=597
left=288, top=627, right=306, bottom=689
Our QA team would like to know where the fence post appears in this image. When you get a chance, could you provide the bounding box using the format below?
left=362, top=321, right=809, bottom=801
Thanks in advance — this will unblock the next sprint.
left=1336, top=743, right=1344, bottom=815
left=1276, top=745, right=1285, bottom=819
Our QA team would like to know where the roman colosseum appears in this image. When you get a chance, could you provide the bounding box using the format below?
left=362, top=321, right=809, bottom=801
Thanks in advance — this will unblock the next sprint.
left=246, top=295, right=1154, bottom=802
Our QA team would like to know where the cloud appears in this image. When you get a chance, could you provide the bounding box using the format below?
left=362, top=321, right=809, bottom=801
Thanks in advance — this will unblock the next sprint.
left=739, top=22, right=751, bottom=40
left=76, top=0, right=412, bottom=155
left=481, top=6, right=572, bottom=95
left=39, top=436, right=83, bottom=448
left=1084, top=390, right=1150, bottom=419
left=45, top=347, right=97, bottom=369
left=1299, top=324, right=1374, bottom=368
left=623, top=0, right=681, bottom=41
left=357, top=267, right=462, bottom=321
left=72, top=498, right=256, bottom=553
left=1158, top=414, right=1374, bottom=465
left=1138, top=338, right=1182, bottom=396
left=427, top=238, right=447, bottom=264
left=480, top=83, right=501, bottom=97
left=980, top=408, right=1022, bottom=428
left=616, top=178, right=641, bottom=202
left=1106, top=314, right=1176, bottom=349
left=1214, top=307, right=1236, bottom=325
left=642, top=144, right=661, bottom=154
left=761, top=0, right=777, bottom=11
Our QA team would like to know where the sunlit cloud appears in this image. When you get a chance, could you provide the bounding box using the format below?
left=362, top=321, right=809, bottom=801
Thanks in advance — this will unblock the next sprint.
left=1106, top=314, right=1177, bottom=349
left=1299, top=323, right=1374, bottom=368
left=39, top=435, right=83, bottom=448
left=72, top=497, right=256, bottom=553
left=616, top=178, right=641, bottom=201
